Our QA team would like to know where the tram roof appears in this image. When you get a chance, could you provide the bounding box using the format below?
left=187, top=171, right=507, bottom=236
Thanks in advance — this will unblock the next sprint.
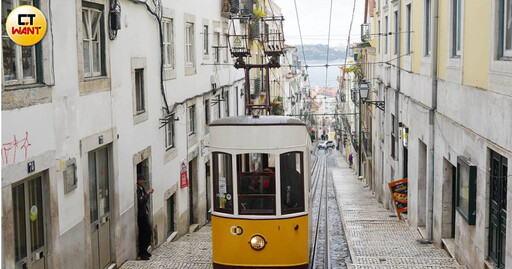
left=209, top=115, right=305, bottom=126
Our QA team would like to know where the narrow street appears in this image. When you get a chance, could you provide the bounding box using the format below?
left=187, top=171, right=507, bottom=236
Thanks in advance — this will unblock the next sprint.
left=121, top=148, right=461, bottom=268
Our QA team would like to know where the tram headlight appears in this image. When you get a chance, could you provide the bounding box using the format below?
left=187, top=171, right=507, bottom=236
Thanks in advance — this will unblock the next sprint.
left=249, top=235, right=266, bottom=250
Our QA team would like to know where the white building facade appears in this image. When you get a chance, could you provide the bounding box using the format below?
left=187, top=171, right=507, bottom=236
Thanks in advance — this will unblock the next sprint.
left=1, top=0, right=245, bottom=268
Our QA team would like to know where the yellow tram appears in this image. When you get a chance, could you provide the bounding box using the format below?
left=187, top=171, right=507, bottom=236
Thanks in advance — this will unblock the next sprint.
left=209, top=115, right=311, bottom=268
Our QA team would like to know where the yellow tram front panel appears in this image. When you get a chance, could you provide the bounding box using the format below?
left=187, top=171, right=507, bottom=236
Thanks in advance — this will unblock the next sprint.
left=212, top=214, right=309, bottom=267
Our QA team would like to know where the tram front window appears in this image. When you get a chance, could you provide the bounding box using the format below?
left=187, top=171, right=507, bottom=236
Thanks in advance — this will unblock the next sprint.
left=280, top=152, right=305, bottom=214
left=237, top=153, right=276, bottom=215
left=213, top=152, right=233, bottom=214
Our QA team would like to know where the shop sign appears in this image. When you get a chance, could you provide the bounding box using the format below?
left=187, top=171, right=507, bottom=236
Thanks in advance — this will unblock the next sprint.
left=180, top=161, right=189, bottom=188
left=388, top=178, right=408, bottom=220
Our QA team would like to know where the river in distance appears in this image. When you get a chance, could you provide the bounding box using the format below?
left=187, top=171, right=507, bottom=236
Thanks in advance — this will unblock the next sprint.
left=304, top=60, right=345, bottom=88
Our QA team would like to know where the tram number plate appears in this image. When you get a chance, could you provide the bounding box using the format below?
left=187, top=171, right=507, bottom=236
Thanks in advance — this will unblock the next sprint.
left=230, top=226, right=243, bottom=235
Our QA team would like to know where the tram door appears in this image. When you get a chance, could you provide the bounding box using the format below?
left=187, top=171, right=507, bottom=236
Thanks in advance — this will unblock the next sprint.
left=89, top=147, right=112, bottom=269
left=13, top=175, right=47, bottom=269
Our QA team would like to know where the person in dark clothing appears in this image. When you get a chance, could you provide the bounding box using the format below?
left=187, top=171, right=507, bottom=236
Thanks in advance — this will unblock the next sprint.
left=137, top=176, right=154, bottom=260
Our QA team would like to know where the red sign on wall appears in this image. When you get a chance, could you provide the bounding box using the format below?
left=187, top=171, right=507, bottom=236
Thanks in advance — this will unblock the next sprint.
left=180, top=161, right=189, bottom=188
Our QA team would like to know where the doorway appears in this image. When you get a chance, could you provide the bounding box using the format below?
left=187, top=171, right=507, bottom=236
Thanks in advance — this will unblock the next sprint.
left=89, top=147, right=112, bottom=269
left=488, top=150, right=508, bottom=269
left=12, top=174, right=48, bottom=269
left=189, top=158, right=199, bottom=226
left=136, top=159, right=151, bottom=250
left=417, top=140, right=427, bottom=227
left=403, top=146, right=408, bottom=178
left=167, top=194, right=175, bottom=237
left=441, top=158, right=456, bottom=239
left=189, top=160, right=194, bottom=225
left=206, top=161, right=211, bottom=222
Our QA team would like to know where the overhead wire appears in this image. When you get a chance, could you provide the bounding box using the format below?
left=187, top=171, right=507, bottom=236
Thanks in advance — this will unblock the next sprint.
left=325, top=0, right=334, bottom=88
left=341, top=0, right=358, bottom=85
left=293, top=0, right=310, bottom=82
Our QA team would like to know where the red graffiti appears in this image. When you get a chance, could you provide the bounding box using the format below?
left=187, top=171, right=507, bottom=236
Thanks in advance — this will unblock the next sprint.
left=2, top=132, right=31, bottom=165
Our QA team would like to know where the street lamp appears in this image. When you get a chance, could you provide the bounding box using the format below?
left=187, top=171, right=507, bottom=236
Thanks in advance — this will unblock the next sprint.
left=359, top=79, right=369, bottom=100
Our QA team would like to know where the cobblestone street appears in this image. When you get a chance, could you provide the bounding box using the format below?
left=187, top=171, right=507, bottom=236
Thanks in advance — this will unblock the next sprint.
left=120, top=226, right=213, bottom=269
left=331, top=151, right=464, bottom=269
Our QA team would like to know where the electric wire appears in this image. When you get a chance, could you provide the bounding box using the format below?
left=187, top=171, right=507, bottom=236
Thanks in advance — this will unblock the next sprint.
left=293, top=0, right=310, bottom=82
left=341, top=0, right=358, bottom=87
left=325, top=0, right=334, bottom=87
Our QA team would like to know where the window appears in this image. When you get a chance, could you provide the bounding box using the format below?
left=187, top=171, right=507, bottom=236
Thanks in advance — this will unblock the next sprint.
left=385, top=16, right=388, bottom=54
left=205, top=99, right=210, bottom=124
left=213, top=152, right=233, bottom=214
left=280, top=152, right=305, bottom=214
left=224, top=91, right=230, bottom=117
left=214, top=32, right=220, bottom=63
left=165, top=116, right=175, bottom=149
left=163, top=18, right=175, bottom=69
left=187, top=105, right=195, bottom=135
left=185, top=22, right=194, bottom=66
left=2, top=0, right=40, bottom=85
left=203, top=25, right=209, bottom=55
left=237, top=153, right=276, bottom=215
left=134, top=69, right=145, bottom=114
left=456, top=156, right=477, bottom=225
left=424, top=0, right=431, bottom=56
left=499, top=0, right=512, bottom=57
left=406, top=4, right=412, bottom=53
left=82, top=4, right=104, bottom=78
left=394, top=11, right=398, bottom=55
left=451, top=0, right=462, bottom=56
left=378, top=20, right=381, bottom=53
left=391, top=114, right=396, bottom=158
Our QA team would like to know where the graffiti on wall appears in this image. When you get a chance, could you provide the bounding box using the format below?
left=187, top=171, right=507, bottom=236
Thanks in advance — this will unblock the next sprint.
left=2, top=132, right=32, bottom=165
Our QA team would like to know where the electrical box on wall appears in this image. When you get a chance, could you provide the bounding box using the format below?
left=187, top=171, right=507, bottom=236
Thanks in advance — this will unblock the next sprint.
left=110, top=10, right=121, bottom=30
left=64, top=158, right=78, bottom=194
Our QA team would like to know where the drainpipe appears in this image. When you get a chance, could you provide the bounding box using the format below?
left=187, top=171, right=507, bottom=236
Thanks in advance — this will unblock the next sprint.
left=427, top=0, right=439, bottom=242
left=395, top=0, right=401, bottom=177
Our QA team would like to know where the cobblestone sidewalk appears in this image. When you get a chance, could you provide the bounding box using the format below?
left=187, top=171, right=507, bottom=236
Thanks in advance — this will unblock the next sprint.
left=120, top=225, right=213, bottom=269
left=331, top=151, right=464, bottom=269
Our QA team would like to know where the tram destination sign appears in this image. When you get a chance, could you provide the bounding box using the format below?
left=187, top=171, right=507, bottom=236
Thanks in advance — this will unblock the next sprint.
left=388, top=178, right=408, bottom=220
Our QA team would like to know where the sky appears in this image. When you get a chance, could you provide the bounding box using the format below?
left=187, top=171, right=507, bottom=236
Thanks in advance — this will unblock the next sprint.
left=272, top=0, right=365, bottom=48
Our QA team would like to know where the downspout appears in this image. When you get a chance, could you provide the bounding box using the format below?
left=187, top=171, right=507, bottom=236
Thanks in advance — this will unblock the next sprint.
left=427, top=0, right=439, bottom=242
left=395, top=0, right=401, bottom=178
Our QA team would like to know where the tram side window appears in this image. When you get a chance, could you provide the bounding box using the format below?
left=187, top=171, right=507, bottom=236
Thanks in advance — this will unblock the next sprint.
left=280, top=152, right=305, bottom=214
left=213, top=152, right=233, bottom=214
left=237, top=153, right=276, bottom=215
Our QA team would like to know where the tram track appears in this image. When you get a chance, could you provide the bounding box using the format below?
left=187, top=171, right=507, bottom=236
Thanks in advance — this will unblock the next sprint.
left=309, top=149, right=331, bottom=269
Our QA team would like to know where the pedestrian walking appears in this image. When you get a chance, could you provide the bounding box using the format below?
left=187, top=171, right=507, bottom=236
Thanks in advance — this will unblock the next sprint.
left=137, top=176, right=154, bottom=260
left=349, top=153, right=353, bottom=168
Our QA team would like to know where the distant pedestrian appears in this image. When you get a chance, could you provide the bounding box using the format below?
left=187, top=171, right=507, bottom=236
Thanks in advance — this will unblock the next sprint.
left=137, top=176, right=154, bottom=260
left=349, top=153, right=353, bottom=168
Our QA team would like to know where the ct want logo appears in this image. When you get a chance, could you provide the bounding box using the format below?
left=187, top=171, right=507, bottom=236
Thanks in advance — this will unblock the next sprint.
left=6, top=5, right=47, bottom=46
left=230, top=226, right=243, bottom=235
